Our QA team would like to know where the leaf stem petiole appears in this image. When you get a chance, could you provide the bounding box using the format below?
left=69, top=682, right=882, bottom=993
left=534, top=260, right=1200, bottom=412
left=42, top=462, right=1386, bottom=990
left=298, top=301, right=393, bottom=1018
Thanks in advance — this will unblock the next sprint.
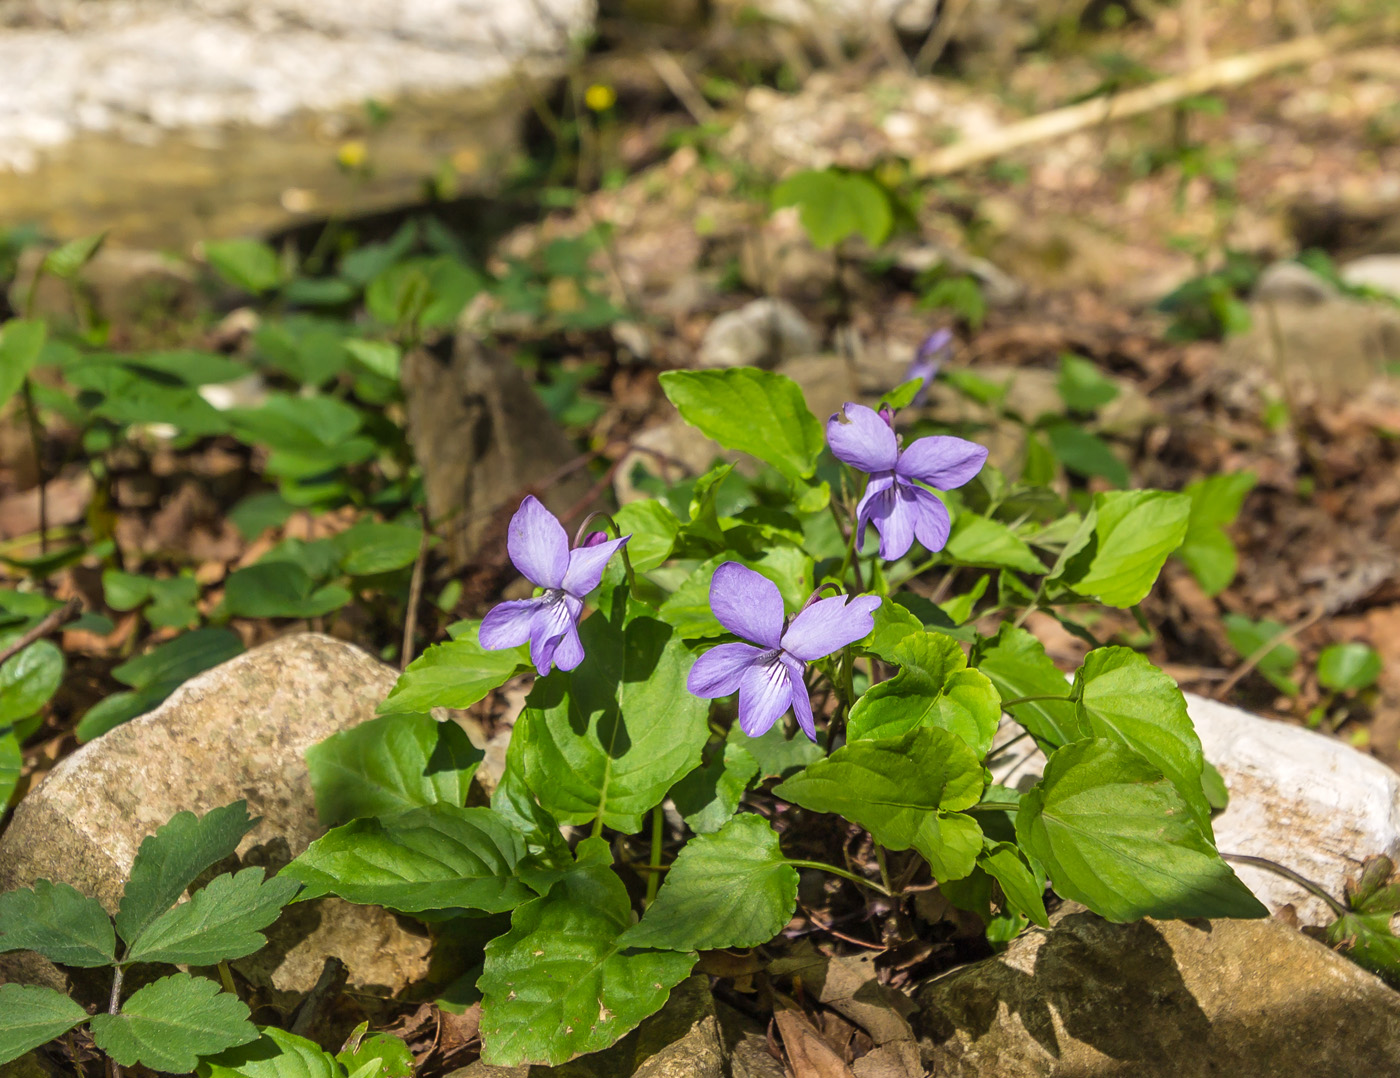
left=785, top=859, right=893, bottom=898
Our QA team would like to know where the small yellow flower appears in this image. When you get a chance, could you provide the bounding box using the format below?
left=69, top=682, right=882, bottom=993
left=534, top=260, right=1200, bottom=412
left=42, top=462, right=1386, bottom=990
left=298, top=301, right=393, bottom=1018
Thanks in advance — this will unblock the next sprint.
left=336, top=139, right=368, bottom=171
left=584, top=83, right=616, bottom=112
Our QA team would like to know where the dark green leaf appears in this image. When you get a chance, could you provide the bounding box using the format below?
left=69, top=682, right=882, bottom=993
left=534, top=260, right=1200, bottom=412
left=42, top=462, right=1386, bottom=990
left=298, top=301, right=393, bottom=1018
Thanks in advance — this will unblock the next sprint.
left=669, top=740, right=759, bottom=834
left=331, top=521, right=424, bottom=577
left=111, top=628, right=244, bottom=692
left=0, top=319, right=47, bottom=410
left=305, top=712, right=483, bottom=826
left=124, top=868, right=300, bottom=966
left=621, top=814, right=797, bottom=949
left=660, top=369, right=825, bottom=485
left=0, top=880, right=116, bottom=967
left=1015, top=739, right=1266, bottom=921
left=0, top=984, right=89, bottom=1066
left=1044, top=422, right=1129, bottom=487
left=223, top=562, right=351, bottom=619
left=198, top=1026, right=342, bottom=1078
left=1328, top=913, right=1400, bottom=986
left=658, top=548, right=813, bottom=639
left=0, top=637, right=62, bottom=724
left=116, top=801, right=259, bottom=947
left=337, top=1029, right=414, bottom=1078
left=981, top=842, right=1049, bottom=927
left=281, top=804, right=533, bottom=914
left=1056, top=354, right=1119, bottom=413
left=90, top=973, right=257, bottom=1073
left=478, top=847, right=696, bottom=1066
left=733, top=723, right=822, bottom=780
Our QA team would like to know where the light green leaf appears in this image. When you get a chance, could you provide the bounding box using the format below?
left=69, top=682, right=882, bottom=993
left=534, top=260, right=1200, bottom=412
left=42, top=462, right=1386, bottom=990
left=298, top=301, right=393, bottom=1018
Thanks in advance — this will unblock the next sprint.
left=90, top=973, right=257, bottom=1073
left=342, top=339, right=402, bottom=381
left=336, top=1028, right=414, bottom=1078
left=878, top=377, right=925, bottom=412
left=0, top=879, right=116, bottom=967
left=41, top=233, right=106, bottom=280
left=379, top=634, right=526, bottom=716
left=204, top=239, right=283, bottom=294
left=521, top=602, right=709, bottom=832
left=980, top=842, right=1049, bottom=927
left=623, top=814, right=796, bottom=950
left=776, top=727, right=985, bottom=881
left=660, top=369, right=825, bottom=485
left=1074, top=647, right=1210, bottom=830
left=1317, top=643, right=1383, bottom=693
left=771, top=169, right=893, bottom=249
left=847, top=633, right=999, bottom=757
left=1222, top=614, right=1298, bottom=696
left=945, top=515, right=1045, bottom=574
left=123, top=868, right=299, bottom=966
left=1056, top=354, right=1119, bottom=413
left=116, top=801, right=259, bottom=947
left=306, top=712, right=483, bottom=826
left=223, top=562, right=351, bottom=619
left=331, top=521, right=424, bottom=576
left=478, top=855, right=696, bottom=1066
left=0, top=984, right=89, bottom=1066
left=733, top=723, right=823, bottom=780
left=0, top=319, right=47, bottom=410
left=199, top=1026, right=343, bottom=1078
left=669, top=740, right=759, bottom=834
left=975, top=623, right=1081, bottom=747
left=613, top=500, right=681, bottom=573
left=1015, top=739, right=1267, bottom=922
left=1178, top=471, right=1255, bottom=596
left=1057, top=490, right=1191, bottom=607
left=280, top=803, right=533, bottom=914
left=861, top=596, right=924, bottom=662
left=0, top=637, right=62, bottom=725
left=0, top=731, right=18, bottom=810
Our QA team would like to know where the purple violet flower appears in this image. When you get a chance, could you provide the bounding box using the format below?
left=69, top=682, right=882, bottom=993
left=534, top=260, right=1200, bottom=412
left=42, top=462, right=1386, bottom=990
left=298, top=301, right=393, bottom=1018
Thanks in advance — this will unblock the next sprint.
left=687, top=562, right=881, bottom=741
left=906, top=329, right=952, bottom=406
left=479, top=495, right=629, bottom=676
left=827, top=402, right=988, bottom=562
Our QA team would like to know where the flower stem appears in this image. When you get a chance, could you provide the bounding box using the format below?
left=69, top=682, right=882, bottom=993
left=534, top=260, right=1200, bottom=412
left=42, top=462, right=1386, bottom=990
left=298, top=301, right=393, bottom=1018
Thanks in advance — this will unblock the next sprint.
left=1221, top=853, right=1348, bottom=917
left=875, top=846, right=895, bottom=896
left=1000, top=693, right=1074, bottom=708
left=786, top=859, right=892, bottom=898
left=645, top=804, right=664, bottom=906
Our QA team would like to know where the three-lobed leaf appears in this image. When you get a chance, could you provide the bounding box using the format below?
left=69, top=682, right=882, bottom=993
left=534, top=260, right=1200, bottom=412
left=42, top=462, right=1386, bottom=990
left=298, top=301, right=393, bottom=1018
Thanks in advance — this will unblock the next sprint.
left=90, top=973, right=257, bottom=1073
left=116, top=801, right=259, bottom=947
left=0, top=984, right=90, bottom=1067
left=305, top=712, right=483, bottom=826
left=281, top=803, right=533, bottom=914
left=622, top=814, right=797, bottom=950
left=478, top=847, right=696, bottom=1066
left=776, top=727, right=985, bottom=881
left=1015, top=739, right=1266, bottom=922
left=0, top=879, right=116, bottom=967
left=123, top=868, right=301, bottom=966
left=659, top=368, right=825, bottom=486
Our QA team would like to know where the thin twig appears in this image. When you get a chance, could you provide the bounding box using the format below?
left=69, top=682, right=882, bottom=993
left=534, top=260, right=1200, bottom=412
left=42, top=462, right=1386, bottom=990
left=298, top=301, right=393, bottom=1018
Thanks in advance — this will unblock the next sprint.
left=646, top=50, right=716, bottom=124
left=1213, top=605, right=1325, bottom=701
left=1221, top=852, right=1348, bottom=917
left=401, top=506, right=431, bottom=671
left=913, top=29, right=1354, bottom=177
left=0, top=596, right=81, bottom=668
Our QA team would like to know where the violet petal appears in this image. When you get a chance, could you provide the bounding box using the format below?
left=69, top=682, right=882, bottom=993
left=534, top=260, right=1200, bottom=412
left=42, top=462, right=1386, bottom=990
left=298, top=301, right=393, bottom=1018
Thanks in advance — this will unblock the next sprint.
left=479, top=598, right=542, bottom=652
left=507, top=495, right=570, bottom=590
left=781, top=593, right=882, bottom=662
left=826, top=403, right=899, bottom=474
left=783, top=655, right=818, bottom=742
left=872, top=483, right=917, bottom=561
left=710, top=562, right=785, bottom=648
left=528, top=596, right=577, bottom=676
left=562, top=534, right=629, bottom=598
left=736, top=655, right=795, bottom=737
left=855, top=473, right=896, bottom=550
left=687, top=642, right=765, bottom=697
left=907, top=484, right=952, bottom=554
left=895, top=435, right=988, bottom=490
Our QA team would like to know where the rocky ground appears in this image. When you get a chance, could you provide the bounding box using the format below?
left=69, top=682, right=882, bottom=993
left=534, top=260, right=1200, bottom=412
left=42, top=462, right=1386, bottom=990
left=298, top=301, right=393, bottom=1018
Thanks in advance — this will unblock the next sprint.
left=4, top=0, right=1400, bottom=1074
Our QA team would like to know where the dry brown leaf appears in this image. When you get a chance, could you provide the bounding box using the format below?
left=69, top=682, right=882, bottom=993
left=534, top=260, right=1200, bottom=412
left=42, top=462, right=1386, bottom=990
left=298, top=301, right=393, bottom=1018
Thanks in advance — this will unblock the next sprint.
left=774, top=1005, right=856, bottom=1078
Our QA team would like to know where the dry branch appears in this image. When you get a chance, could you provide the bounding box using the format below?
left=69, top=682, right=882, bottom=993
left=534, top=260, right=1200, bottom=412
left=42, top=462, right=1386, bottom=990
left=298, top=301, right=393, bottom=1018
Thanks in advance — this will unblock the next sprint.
left=913, top=29, right=1355, bottom=178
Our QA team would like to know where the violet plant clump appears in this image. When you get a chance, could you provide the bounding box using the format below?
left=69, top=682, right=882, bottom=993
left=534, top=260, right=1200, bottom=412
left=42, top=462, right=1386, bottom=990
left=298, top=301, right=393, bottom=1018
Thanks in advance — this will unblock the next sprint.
left=277, top=362, right=1271, bottom=1070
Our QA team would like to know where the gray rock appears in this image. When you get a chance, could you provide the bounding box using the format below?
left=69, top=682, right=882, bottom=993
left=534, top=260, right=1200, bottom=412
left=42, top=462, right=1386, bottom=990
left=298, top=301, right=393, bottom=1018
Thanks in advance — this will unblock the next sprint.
left=1341, top=254, right=1400, bottom=299
left=0, top=633, right=432, bottom=1000
left=449, top=975, right=727, bottom=1077
left=1253, top=260, right=1340, bottom=306
left=697, top=299, right=819, bottom=369
left=914, top=908, right=1400, bottom=1077
left=992, top=692, right=1400, bottom=927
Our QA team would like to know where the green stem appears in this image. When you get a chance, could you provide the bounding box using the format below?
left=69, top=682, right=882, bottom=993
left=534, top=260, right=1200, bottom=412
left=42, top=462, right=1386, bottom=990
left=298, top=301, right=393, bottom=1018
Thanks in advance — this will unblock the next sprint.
left=19, top=379, right=47, bottom=557
left=874, top=847, right=895, bottom=896
left=986, top=729, right=1034, bottom=762
left=887, top=555, right=942, bottom=589
left=217, top=960, right=237, bottom=996
left=645, top=804, right=664, bottom=906
left=591, top=814, right=604, bottom=840
left=964, top=801, right=1018, bottom=814
left=785, top=859, right=892, bottom=898
left=1221, top=853, right=1348, bottom=917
